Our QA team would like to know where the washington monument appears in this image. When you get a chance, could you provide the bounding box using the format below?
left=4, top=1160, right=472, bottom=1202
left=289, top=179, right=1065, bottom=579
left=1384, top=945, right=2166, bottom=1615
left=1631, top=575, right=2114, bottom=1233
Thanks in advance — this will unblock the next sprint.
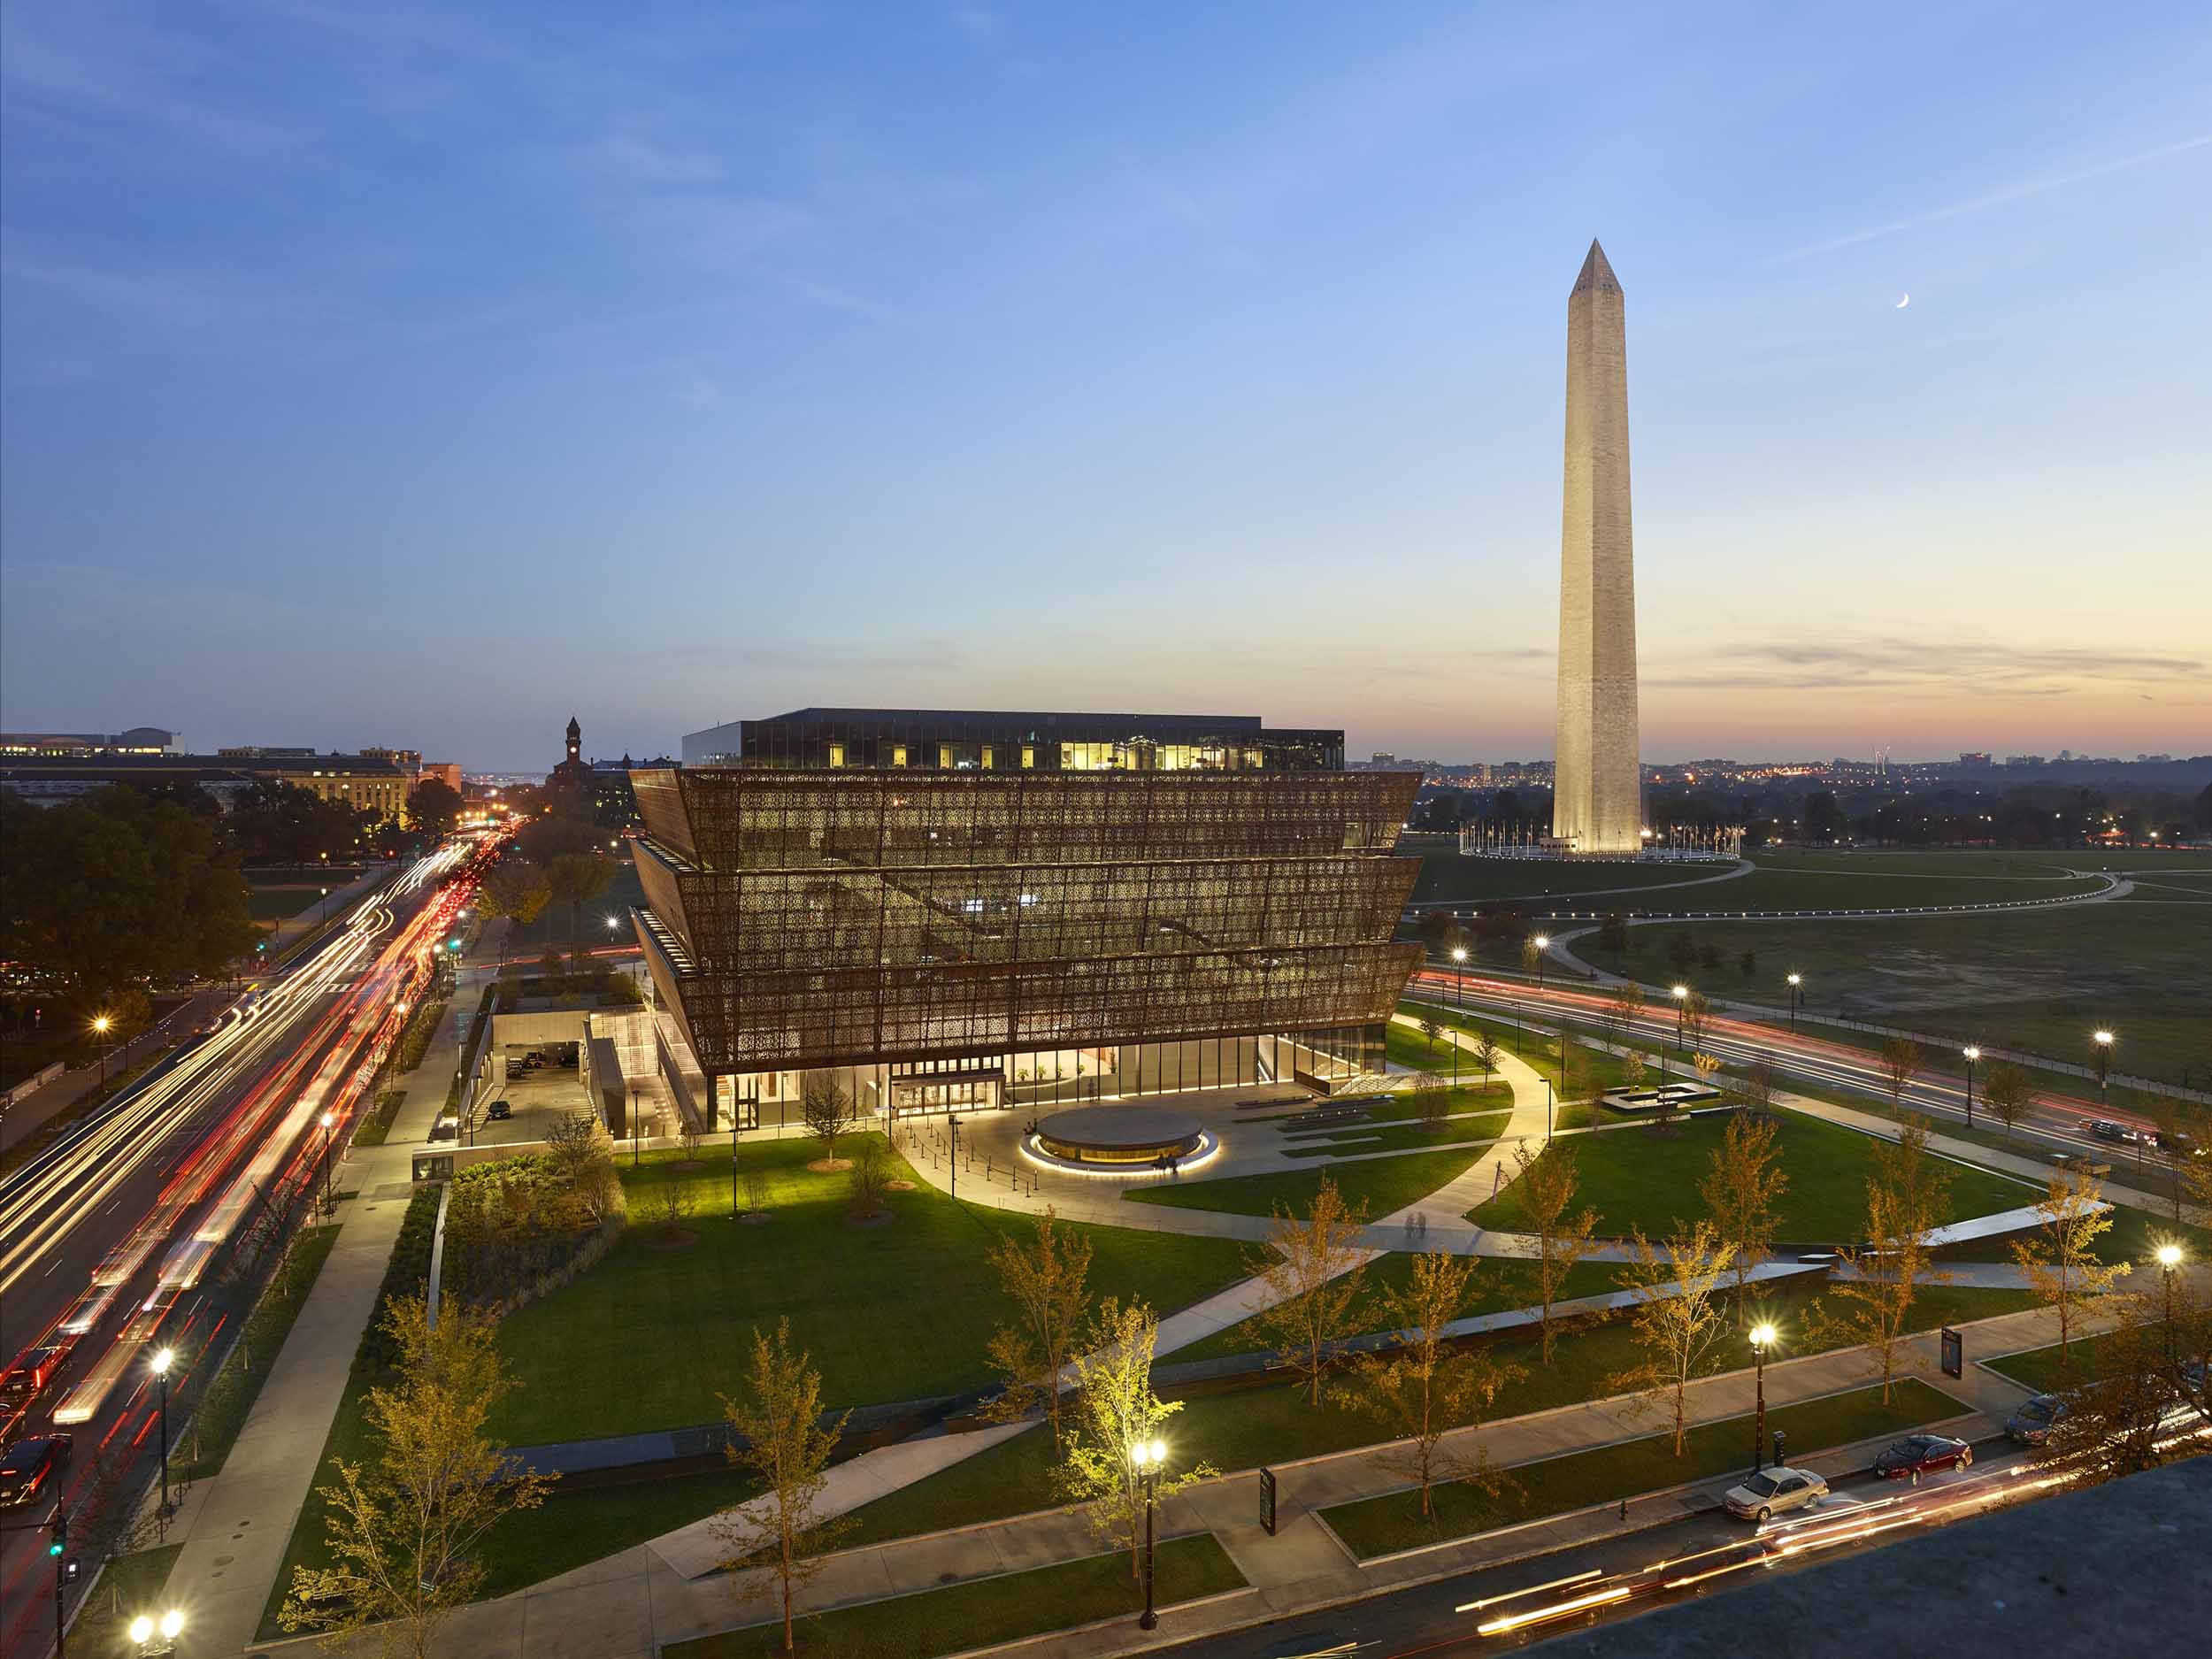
left=1552, top=239, right=1642, bottom=855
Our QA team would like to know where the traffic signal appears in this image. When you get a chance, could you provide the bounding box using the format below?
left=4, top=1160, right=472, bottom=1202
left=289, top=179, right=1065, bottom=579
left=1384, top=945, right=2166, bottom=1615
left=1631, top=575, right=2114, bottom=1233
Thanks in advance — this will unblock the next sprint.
left=62, top=1558, right=81, bottom=1583
left=48, top=1512, right=65, bottom=1556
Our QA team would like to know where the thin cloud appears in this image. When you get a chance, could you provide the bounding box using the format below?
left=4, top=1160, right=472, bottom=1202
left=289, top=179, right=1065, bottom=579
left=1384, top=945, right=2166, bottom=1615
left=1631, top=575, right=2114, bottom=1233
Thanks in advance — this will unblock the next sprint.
left=1647, top=637, right=2207, bottom=694
left=1773, top=134, right=2212, bottom=265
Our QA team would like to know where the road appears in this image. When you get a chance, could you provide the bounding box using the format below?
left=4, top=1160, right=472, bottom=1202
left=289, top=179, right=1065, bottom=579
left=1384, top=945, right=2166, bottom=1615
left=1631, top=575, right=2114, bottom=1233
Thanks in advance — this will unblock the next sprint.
left=0, top=841, right=484, bottom=1659
left=1164, top=1440, right=2071, bottom=1658
left=1408, top=968, right=2187, bottom=1178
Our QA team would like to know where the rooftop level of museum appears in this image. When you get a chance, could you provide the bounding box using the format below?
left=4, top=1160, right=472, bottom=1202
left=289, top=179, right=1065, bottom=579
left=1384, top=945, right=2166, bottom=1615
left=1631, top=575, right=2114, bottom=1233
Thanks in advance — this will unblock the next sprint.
left=680, top=708, right=1345, bottom=772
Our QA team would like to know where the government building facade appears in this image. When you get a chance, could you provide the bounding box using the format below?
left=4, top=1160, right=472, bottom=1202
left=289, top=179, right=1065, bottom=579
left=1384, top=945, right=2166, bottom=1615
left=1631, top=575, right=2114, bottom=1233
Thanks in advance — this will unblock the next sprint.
left=629, top=709, right=1418, bottom=1129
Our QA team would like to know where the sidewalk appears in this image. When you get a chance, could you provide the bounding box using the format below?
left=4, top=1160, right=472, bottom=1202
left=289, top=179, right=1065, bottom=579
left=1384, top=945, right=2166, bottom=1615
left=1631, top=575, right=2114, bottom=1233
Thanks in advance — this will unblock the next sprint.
left=165, top=993, right=465, bottom=1658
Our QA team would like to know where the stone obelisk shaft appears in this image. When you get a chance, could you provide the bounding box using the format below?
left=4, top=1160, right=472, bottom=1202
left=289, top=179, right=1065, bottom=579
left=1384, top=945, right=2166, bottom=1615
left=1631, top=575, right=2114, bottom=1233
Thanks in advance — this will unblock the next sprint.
left=1553, top=239, right=1641, bottom=855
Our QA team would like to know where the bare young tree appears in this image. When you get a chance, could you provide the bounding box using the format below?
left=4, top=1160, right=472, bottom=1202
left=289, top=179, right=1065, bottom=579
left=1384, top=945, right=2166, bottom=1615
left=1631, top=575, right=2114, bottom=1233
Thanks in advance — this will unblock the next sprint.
left=1509, top=1141, right=1600, bottom=1363
left=1698, top=1111, right=1789, bottom=1317
left=1608, top=980, right=1647, bottom=1043
left=1879, top=1037, right=1923, bottom=1110
left=741, top=1164, right=771, bottom=1217
left=1062, top=1298, right=1212, bottom=1580
left=714, top=1320, right=853, bottom=1655
left=1679, top=991, right=1713, bottom=1052
left=680, top=1116, right=703, bottom=1164
left=283, top=1296, right=555, bottom=1659
left=2009, top=1165, right=2130, bottom=1371
left=849, top=1138, right=892, bottom=1219
left=1732, top=1058, right=1778, bottom=1120
left=800, top=1075, right=856, bottom=1169
left=1471, top=1033, right=1503, bottom=1088
left=1411, top=1081, right=1449, bottom=1133
left=1248, top=1174, right=1372, bottom=1406
left=1981, top=1061, right=2032, bottom=1141
left=653, top=1173, right=692, bottom=1237
left=1418, top=1015, right=1444, bottom=1056
left=1610, top=1220, right=1738, bottom=1455
left=1809, top=1119, right=1953, bottom=1401
left=984, top=1207, right=1093, bottom=1453
left=1333, top=1252, right=1524, bottom=1518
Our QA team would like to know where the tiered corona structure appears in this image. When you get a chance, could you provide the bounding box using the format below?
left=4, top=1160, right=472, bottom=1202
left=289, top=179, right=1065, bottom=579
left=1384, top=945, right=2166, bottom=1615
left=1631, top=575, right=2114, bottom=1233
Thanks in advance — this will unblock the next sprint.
left=1553, top=239, right=1644, bottom=856
left=630, top=710, right=1419, bottom=1128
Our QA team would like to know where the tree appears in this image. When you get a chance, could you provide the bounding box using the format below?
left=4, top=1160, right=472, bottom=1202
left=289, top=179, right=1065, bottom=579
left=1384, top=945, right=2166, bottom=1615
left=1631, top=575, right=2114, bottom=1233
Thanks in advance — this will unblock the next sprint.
left=1679, top=991, right=1713, bottom=1051
left=1062, top=1299, right=1211, bottom=1580
left=983, top=1208, right=1094, bottom=1452
left=542, top=1112, right=618, bottom=1223
left=2039, top=1293, right=2190, bottom=1487
left=477, top=859, right=551, bottom=964
left=1415, top=1081, right=1449, bottom=1134
left=1878, top=1037, right=1922, bottom=1109
left=1598, top=912, right=1630, bottom=960
left=2008, top=1165, right=2130, bottom=1371
left=653, top=1172, right=692, bottom=1237
left=1737, top=948, right=1757, bottom=979
left=1611, top=1220, right=1737, bottom=1455
left=283, top=1296, right=554, bottom=1658
left=713, top=1320, right=852, bottom=1655
left=1607, top=980, right=1646, bottom=1042
left=741, top=1164, right=771, bottom=1217
left=1698, top=1111, right=1788, bottom=1317
left=1509, top=1141, right=1600, bottom=1363
left=1248, top=1174, right=1371, bottom=1406
left=406, top=778, right=465, bottom=840
left=1333, top=1252, right=1524, bottom=1518
left=1809, top=1119, right=1953, bottom=1401
left=1418, top=1015, right=1443, bottom=1055
left=1731, top=1058, right=1778, bottom=1120
left=800, top=1076, right=856, bottom=1168
left=1982, top=1061, right=2032, bottom=1140
left=680, top=1115, right=703, bottom=1164
left=1471, top=1033, right=1502, bottom=1087
left=541, top=852, right=615, bottom=960
left=1622, top=1047, right=1647, bottom=1093
left=2147, top=1098, right=2206, bottom=1223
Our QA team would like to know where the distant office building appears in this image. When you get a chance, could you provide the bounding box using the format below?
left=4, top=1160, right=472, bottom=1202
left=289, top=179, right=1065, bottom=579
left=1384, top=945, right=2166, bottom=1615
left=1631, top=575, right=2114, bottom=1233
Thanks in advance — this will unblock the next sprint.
left=0, top=726, right=175, bottom=757
left=634, top=708, right=1415, bottom=1128
left=2004, top=755, right=2047, bottom=768
left=420, top=762, right=465, bottom=795
left=361, top=746, right=424, bottom=777
left=0, top=750, right=406, bottom=819
left=1959, top=752, right=1992, bottom=768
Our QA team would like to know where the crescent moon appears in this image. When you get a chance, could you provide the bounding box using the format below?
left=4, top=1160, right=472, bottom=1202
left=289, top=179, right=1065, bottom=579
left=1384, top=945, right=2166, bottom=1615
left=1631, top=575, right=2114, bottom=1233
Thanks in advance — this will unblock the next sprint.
left=1895, top=293, right=1910, bottom=309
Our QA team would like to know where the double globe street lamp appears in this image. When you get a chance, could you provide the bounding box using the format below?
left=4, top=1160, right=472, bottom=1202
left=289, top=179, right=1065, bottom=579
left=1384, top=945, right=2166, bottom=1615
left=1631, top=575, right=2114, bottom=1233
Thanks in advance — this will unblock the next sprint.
left=128, top=1609, right=184, bottom=1657
left=1750, top=1322, right=1778, bottom=1473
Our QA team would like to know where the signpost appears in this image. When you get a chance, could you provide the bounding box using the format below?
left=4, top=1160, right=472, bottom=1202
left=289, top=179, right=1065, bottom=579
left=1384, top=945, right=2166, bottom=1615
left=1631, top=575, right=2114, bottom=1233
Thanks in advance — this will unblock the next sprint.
left=1940, top=1326, right=1962, bottom=1379
left=1258, top=1466, right=1277, bottom=1536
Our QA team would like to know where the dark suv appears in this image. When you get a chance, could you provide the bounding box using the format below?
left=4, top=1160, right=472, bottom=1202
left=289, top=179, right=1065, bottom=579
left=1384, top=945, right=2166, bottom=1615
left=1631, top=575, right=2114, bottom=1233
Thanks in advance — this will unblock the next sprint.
left=0, top=1435, right=72, bottom=1508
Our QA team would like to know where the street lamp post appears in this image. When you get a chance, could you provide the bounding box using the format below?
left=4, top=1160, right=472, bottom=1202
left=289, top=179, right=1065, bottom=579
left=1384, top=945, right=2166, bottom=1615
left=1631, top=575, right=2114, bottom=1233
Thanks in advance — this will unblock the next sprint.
left=1749, top=1323, right=1776, bottom=1472
left=2093, top=1030, right=2115, bottom=1108
left=1786, top=972, right=1801, bottom=1032
left=1962, top=1047, right=1980, bottom=1130
left=151, top=1348, right=174, bottom=1532
left=1663, top=984, right=1688, bottom=1087
left=1131, top=1437, right=1167, bottom=1629
left=948, top=1113, right=963, bottom=1202
left=2157, top=1243, right=2183, bottom=1358
left=1451, top=945, right=1467, bottom=1012
left=128, top=1609, right=184, bottom=1658
left=319, top=1110, right=336, bottom=1210
left=93, top=1015, right=113, bottom=1089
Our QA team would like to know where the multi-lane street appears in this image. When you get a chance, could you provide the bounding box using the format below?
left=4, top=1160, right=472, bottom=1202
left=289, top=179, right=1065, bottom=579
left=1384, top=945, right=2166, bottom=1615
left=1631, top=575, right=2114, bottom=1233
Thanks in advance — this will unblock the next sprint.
left=0, top=842, right=479, bottom=1657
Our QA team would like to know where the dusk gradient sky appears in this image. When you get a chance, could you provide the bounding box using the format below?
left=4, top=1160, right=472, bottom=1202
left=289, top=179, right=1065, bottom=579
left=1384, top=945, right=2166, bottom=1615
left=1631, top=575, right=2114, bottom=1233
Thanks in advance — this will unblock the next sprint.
left=4, top=2, right=2208, bottom=770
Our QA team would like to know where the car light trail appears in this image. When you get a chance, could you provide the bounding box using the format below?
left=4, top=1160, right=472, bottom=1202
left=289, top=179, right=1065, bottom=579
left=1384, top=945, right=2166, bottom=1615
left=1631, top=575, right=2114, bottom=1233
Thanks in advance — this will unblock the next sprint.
left=1455, top=1566, right=1601, bottom=1613
left=1474, top=1584, right=1632, bottom=1636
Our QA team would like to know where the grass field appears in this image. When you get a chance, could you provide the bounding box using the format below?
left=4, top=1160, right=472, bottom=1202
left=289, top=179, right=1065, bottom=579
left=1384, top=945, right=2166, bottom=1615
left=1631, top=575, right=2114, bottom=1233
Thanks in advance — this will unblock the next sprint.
left=665, top=1535, right=1244, bottom=1659
left=246, top=882, right=340, bottom=922
left=1321, top=1377, right=1964, bottom=1557
left=1594, top=902, right=2212, bottom=1085
left=841, top=1281, right=2032, bottom=1549
left=1983, top=1328, right=2139, bottom=1394
left=1465, top=1109, right=2037, bottom=1242
left=1627, top=866, right=2104, bottom=915
left=1121, top=1142, right=1493, bottom=1221
left=1407, top=845, right=1727, bottom=907
left=487, top=1137, right=1254, bottom=1442
left=173, top=1226, right=341, bottom=1481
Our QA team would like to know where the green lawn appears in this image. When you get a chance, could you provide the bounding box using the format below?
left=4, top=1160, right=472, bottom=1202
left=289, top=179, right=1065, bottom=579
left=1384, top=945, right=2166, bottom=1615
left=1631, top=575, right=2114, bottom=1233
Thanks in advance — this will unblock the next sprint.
left=1984, top=1327, right=2147, bottom=1394
left=1408, top=846, right=1717, bottom=907
left=1122, top=1143, right=1494, bottom=1221
left=487, top=1136, right=1254, bottom=1443
left=1279, top=1113, right=1512, bottom=1159
left=1466, top=1108, right=2036, bottom=1244
left=174, top=1226, right=341, bottom=1482
left=70, top=1545, right=184, bottom=1656
left=1170, top=1256, right=1628, bottom=1364
left=666, top=1535, right=1243, bottom=1659
left=1600, top=903, right=2212, bottom=1086
left=1632, top=866, right=2104, bottom=915
left=1322, top=1377, right=1966, bottom=1557
left=842, top=1281, right=2036, bottom=1549
left=1397, top=1002, right=1632, bottom=1104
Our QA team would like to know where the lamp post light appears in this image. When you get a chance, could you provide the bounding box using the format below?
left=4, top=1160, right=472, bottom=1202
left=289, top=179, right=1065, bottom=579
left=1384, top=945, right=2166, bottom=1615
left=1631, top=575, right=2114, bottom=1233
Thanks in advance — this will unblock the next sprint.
left=1451, top=945, right=1467, bottom=1011
left=1749, top=1323, right=1777, bottom=1473
left=2093, top=1030, right=2115, bottom=1107
left=1663, top=984, right=1688, bottom=1087
left=319, top=1110, right=336, bottom=1210
left=2156, top=1243, right=2183, bottom=1357
left=128, top=1609, right=184, bottom=1657
left=93, top=1015, right=113, bottom=1089
left=1131, top=1437, right=1168, bottom=1629
left=1786, top=972, right=1801, bottom=1032
left=151, top=1348, right=174, bottom=1532
left=1962, top=1047, right=1980, bottom=1130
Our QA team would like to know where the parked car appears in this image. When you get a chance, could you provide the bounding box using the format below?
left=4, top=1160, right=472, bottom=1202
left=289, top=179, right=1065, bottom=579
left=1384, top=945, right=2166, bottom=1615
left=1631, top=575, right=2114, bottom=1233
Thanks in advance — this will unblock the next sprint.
left=1872, top=1433, right=1974, bottom=1479
left=1723, top=1465, right=1828, bottom=1522
left=2007, top=1393, right=2070, bottom=1444
left=0, top=1434, right=72, bottom=1508
left=486, top=1100, right=512, bottom=1121
left=2078, top=1118, right=2141, bottom=1145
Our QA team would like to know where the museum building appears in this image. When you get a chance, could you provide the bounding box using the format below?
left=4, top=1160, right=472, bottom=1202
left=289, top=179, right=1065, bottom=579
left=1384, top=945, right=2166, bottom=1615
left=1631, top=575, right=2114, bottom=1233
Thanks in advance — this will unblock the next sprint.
left=629, top=709, right=1419, bottom=1129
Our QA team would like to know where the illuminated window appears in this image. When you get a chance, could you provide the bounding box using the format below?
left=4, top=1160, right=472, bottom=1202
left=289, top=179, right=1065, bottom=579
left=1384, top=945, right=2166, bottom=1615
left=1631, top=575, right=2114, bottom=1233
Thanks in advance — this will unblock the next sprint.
left=939, top=744, right=954, bottom=768
left=892, top=745, right=908, bottom=767
left=828, top=743, right=845, bottom=768
left=1021, top=745, right=1035, bottom=769
left=980, top=746, right=995, bottom=770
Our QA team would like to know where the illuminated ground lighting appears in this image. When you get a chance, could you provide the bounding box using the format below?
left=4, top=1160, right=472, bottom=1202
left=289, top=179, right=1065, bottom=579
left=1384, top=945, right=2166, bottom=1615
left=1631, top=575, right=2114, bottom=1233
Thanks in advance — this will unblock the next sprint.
left=1018, top=1126, right=1221, bottom=1179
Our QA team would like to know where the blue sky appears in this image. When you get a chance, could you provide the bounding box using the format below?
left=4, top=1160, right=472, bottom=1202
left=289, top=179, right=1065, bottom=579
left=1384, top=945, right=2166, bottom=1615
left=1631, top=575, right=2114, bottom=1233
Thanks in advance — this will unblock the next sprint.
left=4, top=2, right=2207, bottom=769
